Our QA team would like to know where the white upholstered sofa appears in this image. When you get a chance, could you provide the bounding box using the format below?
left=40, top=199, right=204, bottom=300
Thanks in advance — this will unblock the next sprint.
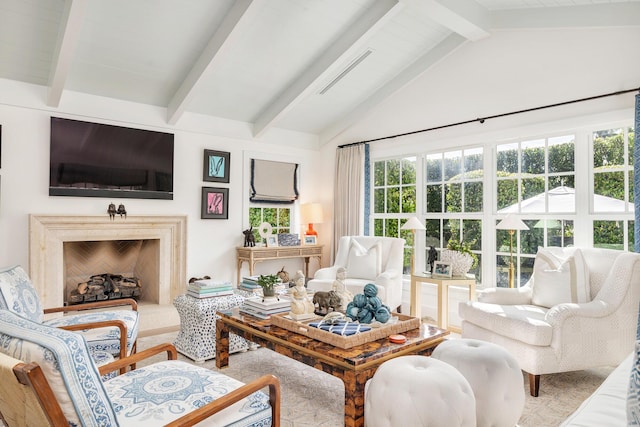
left=459, top=247, right=640, bottom=397
left=307, top=236, right=405, bottom=311
left=559, top=349, right=633, bottom=426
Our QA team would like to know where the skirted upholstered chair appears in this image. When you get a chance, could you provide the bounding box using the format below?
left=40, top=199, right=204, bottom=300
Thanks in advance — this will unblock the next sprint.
left=0, top=309, right=280, bottom=426
left=459, top=247, right=640, bottom=397
left=0, top=265, right=139, bottom=367
left=307, top=236, right=405, bottom=311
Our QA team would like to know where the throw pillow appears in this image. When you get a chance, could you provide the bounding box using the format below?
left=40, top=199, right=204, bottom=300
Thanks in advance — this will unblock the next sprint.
left=530, top=247, right=589, bottom=308
left=0, top=265, right=44, bottom=323
left=346, top=240, right=382, bottom=281
left=543, top=246, right=590, bottom=303
left=628, top=340, right=640, bottom=426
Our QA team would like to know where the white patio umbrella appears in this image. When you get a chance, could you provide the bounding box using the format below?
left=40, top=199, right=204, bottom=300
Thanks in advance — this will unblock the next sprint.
left=498, top=186, right=633, bottom=214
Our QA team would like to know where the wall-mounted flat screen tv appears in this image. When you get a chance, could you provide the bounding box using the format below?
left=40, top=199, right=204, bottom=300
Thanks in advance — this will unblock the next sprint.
left=50, top=117, right=174, bottom=200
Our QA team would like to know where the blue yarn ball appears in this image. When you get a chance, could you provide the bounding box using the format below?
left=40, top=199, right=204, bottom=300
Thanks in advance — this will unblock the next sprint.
left=375, top=306, right=391, bottom=323
left=345, top=302, right=359, bottom=320
left=353, top=294, right=367, bottom=308
left=368, top=296, right=382, bottom=311
left=363, top=283, right=378, bottom=297
left=358, top=308, right=374, bottom=324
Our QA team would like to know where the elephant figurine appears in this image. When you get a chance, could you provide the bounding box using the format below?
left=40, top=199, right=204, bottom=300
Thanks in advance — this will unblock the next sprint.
left=312, top=290, right=342, bottom=315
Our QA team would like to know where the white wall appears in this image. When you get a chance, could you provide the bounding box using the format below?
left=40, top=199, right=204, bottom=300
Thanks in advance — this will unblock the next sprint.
left=330, top=27, right=639, bottom=148
left=0, top=81, right=326, bottom=284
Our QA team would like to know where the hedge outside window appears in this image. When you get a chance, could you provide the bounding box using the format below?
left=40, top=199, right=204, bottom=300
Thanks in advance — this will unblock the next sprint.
left=495, top=135, right=576, bottom=287
left=249, top=207, right=291, bottom=245
left=423, top=148, right=484, bottom=282
left=592, top=127, right=635, bottom=251
left=426, top=148, right=483, bottom=214
left=372, top=157, right=417, bottom=273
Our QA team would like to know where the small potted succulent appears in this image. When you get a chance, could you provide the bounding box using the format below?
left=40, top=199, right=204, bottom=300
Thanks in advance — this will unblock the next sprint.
left=257, top=274, right=280, bottom=298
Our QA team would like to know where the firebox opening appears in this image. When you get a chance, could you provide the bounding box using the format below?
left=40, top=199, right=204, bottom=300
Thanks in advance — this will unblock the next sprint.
left=63, top=239, right=160, bottom=306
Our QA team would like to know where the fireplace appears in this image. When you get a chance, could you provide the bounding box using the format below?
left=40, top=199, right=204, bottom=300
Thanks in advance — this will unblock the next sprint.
left=64, top=240, right=152, bottom=304
left=29, top=215, right=187, bottom=333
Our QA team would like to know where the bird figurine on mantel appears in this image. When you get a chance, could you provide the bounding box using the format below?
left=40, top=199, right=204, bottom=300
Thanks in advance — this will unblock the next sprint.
left=117, top=203, right=127, bottom=219
left=108, top=203, right=117, bottom=220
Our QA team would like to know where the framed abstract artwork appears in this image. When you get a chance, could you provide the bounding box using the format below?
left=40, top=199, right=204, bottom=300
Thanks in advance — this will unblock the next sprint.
left=201, top=187, right=229, bottom=219
left=203, top=149, right=230, bottom=183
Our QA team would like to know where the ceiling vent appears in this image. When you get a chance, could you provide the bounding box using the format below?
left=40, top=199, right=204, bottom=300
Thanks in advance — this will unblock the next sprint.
left=318, top=49, right=373, bottom=95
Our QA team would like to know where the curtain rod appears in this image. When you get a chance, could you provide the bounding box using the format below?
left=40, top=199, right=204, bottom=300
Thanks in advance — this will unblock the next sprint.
left=338, top=86, right=640, bottom=149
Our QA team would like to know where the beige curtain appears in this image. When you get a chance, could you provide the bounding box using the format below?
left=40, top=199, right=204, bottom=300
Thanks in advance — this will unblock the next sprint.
left=333, top=144, right=364, bottom=261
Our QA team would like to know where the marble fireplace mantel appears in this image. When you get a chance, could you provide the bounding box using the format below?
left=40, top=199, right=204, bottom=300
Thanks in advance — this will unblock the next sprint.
left=29, top=215, right=187, bottom=314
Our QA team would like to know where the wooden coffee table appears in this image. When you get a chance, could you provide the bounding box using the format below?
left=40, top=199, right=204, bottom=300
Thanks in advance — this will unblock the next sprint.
left=216, top=309, right=449, bottom=427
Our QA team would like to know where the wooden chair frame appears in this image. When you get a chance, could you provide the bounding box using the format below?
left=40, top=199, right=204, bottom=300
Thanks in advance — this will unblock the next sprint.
left=9, top=343, right=281, bottom=427
left=45, top=298, right=138, bottom=373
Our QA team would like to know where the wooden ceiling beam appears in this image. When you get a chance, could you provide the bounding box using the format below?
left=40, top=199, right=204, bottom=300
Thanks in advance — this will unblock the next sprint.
left=251, top=0, right=402, bottom=139
left=47, top=0, right=87, bottom=107
left=167, top=0, right=259, bottom=125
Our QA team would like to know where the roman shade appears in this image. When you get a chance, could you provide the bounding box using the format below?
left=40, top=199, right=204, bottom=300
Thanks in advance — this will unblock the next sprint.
left=250, top=159, right=299, bottom=203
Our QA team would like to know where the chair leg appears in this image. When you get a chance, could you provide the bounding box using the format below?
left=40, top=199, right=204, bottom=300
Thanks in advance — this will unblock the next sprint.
left=528, top=373, right=540, bottom=397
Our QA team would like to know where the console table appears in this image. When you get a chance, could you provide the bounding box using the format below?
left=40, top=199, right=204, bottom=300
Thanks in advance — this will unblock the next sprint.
left=236, top=245, right=323, bottom=283
left=410, top=272, right=476, bottom=333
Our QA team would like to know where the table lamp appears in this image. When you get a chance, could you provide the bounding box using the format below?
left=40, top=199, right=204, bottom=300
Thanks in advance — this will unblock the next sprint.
left=401, top=217, right=425, bottom=275
left=496, top=214, right=529, bottom=288
left=300, top=203, right=324, bottom=237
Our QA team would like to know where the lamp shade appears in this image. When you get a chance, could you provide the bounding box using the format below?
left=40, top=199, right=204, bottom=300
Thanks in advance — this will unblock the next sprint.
left=401, top=217, right=426, bottom=230
left=496, top=214, right=529, bottom=231
left=300, top=203, right=324, bottom=224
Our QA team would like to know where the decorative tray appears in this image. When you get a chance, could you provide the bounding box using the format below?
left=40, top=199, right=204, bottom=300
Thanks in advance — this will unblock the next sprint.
left=270, top=313, right=421, bottom=349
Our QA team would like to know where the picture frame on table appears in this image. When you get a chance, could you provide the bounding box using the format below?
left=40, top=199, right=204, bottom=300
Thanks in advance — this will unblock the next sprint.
left=266, top=236, right=279, bottom=247
left=304, top=235, right=317, bottom=245
left=201, top=187, right=229, bottom=219
left=432, top=261, right=452, bottom=278
left=203, top=149, right=230, bottom=183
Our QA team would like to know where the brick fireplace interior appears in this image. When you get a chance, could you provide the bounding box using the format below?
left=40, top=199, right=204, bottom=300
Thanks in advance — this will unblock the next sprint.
left=64, top=239, right=160, bottom=305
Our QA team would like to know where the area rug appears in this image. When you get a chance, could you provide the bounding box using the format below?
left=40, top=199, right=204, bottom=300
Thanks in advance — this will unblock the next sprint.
left=137, top=331, right=615, bottom=427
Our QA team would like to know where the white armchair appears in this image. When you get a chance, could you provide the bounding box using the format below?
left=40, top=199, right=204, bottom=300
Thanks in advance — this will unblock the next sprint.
left=307, top=236, right=405, bottom=311
left=459, top=247, right=640, bottom=397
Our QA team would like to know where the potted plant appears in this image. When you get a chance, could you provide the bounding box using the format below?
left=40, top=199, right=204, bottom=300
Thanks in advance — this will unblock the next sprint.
left=441, top=239, right=478, bottom=277
left=257, top=274, right=281, bottom=297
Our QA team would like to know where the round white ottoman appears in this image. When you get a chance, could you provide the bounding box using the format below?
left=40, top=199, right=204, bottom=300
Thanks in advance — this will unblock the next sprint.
left=432, top=339, right=524, bottom=427
left=365, top=355, right=476, bottom=427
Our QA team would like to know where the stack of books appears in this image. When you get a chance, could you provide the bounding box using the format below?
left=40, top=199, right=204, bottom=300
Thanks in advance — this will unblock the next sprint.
left=238, top=276, right=262, bottom=293
left=187, top=279, right=234, bottom=299
left=239, top=295, right=292, bottom=319
left=238, top=276, right=286, bottom=295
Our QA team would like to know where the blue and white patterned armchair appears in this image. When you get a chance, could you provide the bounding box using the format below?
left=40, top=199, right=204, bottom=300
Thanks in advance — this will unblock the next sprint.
left=0, top=265, right=139, bottom=365
left=0, top=310, right=280, bottom=426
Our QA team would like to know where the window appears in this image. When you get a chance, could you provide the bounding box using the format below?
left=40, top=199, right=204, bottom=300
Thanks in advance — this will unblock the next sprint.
left=426, top=148, right=483, bottom=214
left=592, top=127, right=635, bottom=251
left=372, top=157, right=417, bottom=273
left=424, top=148, right=484, bottom=280
left=368, top=119, right=635, bottom=290
left=495, top=135, right=576, bottom=287
left=248, top=207, right=291, bottom=244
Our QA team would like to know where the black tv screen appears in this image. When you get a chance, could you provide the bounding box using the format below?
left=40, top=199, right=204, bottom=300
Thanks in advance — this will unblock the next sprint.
left=50, top=117, right=174, bottom=200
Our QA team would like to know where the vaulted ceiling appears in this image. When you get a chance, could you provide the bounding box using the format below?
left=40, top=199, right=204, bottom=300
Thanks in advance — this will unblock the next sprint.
left=1, top=0, right=639, bottom=145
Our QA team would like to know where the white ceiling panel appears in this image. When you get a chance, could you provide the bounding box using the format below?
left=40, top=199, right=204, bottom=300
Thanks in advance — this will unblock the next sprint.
left=0, top=0, right=638, bottom=144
